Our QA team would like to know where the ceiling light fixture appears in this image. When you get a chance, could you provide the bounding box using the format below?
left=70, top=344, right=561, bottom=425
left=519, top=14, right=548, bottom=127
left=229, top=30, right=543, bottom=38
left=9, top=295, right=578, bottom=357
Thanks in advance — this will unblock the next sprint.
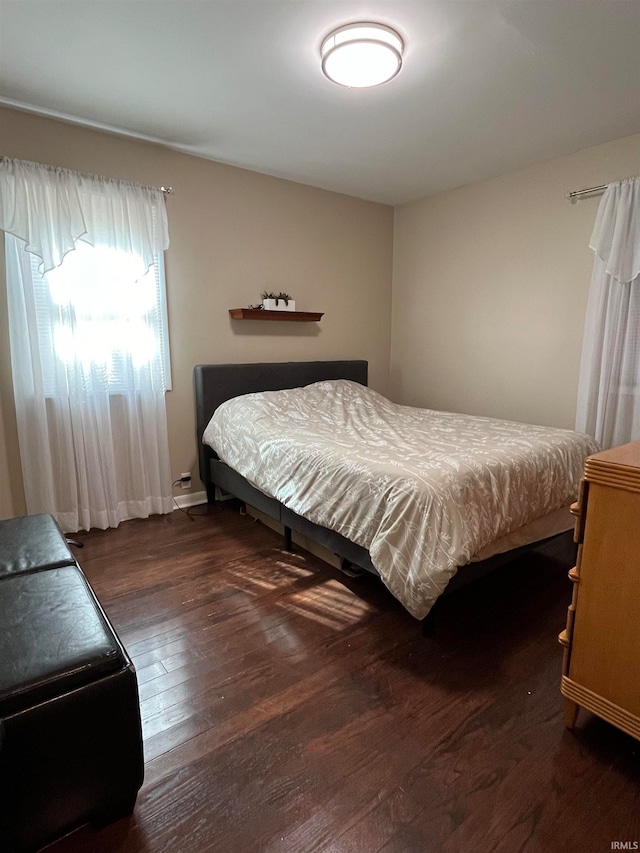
left=321, top=22, right=404, bottom=88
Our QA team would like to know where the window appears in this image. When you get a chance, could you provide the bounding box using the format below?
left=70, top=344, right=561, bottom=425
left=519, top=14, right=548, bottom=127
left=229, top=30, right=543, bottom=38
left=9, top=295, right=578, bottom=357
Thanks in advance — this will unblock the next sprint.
left=1, top=157, right=173, bottom=531
left=29, top=240, right=171, bottom=395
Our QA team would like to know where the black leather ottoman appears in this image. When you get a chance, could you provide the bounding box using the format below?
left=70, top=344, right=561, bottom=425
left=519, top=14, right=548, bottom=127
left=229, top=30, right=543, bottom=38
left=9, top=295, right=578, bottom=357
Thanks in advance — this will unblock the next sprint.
left=0, top=550, right=143, bottom=851
left=0, top=513, right=76, bottom=578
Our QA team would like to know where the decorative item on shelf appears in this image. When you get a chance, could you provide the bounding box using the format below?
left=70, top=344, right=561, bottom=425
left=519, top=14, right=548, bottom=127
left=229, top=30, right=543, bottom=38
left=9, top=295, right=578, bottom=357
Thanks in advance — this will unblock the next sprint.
left=261, top=291, right=296, bottom=312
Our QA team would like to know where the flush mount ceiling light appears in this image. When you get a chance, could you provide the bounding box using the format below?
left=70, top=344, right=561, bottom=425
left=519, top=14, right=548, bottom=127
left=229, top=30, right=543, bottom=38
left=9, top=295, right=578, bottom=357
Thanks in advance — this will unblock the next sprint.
left=321, top=22, right=404, bottom=88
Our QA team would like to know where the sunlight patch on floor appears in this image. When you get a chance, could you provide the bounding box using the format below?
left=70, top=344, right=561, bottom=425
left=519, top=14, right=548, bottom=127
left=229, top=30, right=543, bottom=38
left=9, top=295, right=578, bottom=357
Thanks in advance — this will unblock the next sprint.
left=281, top=578, right=375, bottom=631
left=226, top=555, right=316, bottom=592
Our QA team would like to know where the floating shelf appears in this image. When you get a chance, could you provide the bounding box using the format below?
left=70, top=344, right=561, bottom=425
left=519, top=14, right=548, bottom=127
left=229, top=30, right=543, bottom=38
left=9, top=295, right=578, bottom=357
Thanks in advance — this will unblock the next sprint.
left=229, top=308, right=324, bottom=322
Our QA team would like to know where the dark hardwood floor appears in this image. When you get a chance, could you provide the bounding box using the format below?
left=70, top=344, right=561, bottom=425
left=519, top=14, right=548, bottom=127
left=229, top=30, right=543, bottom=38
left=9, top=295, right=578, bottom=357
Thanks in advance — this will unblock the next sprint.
left=46, top=505, right=639, bottom=853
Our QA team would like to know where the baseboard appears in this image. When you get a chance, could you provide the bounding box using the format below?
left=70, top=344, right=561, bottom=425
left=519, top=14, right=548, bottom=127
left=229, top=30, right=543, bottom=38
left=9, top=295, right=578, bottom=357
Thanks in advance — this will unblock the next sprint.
left=173, top=490, right=207, bottom=510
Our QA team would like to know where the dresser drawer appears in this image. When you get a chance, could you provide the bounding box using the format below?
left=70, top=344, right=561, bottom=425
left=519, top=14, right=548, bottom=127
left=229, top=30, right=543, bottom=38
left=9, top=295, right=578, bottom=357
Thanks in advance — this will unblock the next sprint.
left=570, top=479, right=588, bottom=544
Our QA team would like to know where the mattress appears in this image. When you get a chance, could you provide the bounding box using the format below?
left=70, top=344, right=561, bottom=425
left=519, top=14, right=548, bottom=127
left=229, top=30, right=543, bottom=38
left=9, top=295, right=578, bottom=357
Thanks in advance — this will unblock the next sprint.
left=203, top=380, right=599, bottom=618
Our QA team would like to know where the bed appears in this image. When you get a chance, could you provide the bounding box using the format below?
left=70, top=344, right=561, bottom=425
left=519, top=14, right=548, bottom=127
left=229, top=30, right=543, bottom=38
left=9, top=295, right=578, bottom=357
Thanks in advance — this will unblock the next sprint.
left=194, top=360, right=598, bottom=620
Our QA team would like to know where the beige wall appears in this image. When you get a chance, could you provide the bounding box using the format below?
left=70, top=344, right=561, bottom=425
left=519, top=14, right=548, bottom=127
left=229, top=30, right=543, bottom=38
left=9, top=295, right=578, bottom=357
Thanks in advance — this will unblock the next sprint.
left=0, top=107, right=394, bottom=520
left=391, top=133, right=640, bottom=428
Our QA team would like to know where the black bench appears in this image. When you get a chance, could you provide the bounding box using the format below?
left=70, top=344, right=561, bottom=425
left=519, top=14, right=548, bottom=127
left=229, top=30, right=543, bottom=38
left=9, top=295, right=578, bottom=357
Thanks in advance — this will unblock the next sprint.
left=0, top=514, right=144, bottom=852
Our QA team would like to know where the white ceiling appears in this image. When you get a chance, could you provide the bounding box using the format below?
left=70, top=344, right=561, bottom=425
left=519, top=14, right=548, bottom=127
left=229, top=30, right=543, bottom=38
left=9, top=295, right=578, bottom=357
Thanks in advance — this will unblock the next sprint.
left=1, top=1, right=639, bottom=205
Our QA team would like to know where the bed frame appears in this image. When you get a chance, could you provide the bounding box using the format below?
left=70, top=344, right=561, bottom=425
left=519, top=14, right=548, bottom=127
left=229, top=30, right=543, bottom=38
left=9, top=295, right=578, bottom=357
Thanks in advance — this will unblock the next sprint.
left=194, top=360, right=377, bottom=574
left=194, top=360, right=572, bottom=623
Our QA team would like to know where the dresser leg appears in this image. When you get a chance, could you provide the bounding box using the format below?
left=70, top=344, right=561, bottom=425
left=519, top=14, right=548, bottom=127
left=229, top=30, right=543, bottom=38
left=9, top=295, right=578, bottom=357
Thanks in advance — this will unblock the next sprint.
left=564, top=697, right=579, bottom=729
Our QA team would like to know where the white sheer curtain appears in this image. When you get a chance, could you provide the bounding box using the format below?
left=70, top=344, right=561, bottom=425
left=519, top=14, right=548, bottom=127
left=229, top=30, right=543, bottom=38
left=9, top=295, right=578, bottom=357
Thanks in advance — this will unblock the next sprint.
left=0, top=157, right=173, bottom=532
left=575, top=177, right=640, bottom=450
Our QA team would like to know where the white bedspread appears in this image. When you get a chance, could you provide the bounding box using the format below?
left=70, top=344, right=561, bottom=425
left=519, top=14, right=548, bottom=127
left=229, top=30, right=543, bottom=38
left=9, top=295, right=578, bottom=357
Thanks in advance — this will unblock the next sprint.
left=203, top=380, right=599, bottom=618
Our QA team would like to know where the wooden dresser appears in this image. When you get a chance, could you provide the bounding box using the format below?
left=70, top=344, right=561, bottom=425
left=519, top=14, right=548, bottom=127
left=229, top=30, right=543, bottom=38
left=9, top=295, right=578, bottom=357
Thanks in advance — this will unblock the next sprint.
left=559, top=440, right=640, bottom=740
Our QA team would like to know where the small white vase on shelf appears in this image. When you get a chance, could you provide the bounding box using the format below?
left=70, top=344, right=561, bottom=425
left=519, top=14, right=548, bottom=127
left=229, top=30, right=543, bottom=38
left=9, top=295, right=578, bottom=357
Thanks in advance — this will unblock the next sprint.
left=262, top=299, right=296, bottom=312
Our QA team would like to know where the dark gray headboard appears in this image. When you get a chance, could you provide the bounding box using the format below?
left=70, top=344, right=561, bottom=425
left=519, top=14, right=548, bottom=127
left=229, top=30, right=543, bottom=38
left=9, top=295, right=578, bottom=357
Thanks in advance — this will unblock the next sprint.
left=194, top=360, right=368, bottom=486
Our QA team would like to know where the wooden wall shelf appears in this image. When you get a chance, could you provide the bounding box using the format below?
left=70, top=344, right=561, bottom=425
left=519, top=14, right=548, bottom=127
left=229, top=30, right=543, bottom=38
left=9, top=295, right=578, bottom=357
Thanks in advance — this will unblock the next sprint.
left=229, top=308, right=324, bottom=322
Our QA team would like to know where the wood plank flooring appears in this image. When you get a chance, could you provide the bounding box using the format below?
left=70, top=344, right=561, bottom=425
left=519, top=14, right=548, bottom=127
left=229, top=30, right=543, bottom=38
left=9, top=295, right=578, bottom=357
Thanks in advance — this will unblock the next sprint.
left=46, top=505, right=639, bottom=853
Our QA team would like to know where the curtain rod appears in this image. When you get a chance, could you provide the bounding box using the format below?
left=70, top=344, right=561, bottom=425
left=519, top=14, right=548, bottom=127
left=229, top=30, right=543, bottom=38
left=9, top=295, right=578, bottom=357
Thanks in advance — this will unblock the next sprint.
left=565, top=184, right=607, bottom=200
left=0, top=155, right=173, bottom=195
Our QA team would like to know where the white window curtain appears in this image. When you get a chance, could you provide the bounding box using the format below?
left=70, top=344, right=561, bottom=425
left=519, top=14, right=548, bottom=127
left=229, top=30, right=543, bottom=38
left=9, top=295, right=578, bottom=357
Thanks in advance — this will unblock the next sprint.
left=0, top=157, right=173, bottom=532
left=575, top=177, right=640, bottom=450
